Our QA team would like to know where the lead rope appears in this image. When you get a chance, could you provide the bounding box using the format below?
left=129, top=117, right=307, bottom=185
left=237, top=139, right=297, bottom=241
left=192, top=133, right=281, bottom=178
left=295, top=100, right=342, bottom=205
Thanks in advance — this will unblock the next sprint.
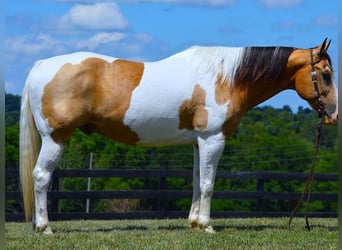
left=288, top=119, right=322, bottom=230
left=288, top=48, right=325, bottom=230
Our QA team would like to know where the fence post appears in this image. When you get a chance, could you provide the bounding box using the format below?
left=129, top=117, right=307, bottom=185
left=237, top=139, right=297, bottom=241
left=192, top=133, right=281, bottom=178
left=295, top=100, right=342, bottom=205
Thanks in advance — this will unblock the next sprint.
left=86, top=152, right=93, bottom=213
left=256, top=171, right=265, bottom=212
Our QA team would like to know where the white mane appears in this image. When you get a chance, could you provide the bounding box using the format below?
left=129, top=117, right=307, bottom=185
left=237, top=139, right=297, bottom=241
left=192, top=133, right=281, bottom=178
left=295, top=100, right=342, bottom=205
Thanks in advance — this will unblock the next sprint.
left=172, top=46, right=244, bottom=85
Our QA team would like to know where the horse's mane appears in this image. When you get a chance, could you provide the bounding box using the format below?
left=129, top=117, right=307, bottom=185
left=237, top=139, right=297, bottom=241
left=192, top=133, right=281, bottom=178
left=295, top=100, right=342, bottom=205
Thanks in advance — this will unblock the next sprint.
left=180, top=46, right=243, bottom=85
left=177, top=46, right=295, bottom=87
left=234, top=46, right=295, bottom=86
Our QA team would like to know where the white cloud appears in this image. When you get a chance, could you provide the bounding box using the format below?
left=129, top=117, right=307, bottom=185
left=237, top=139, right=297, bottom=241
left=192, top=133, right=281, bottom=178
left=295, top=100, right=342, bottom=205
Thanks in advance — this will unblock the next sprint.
left=146, top=0, right=235, bottom=7
left=59, top=2, right=129, bottom=31
left=49, top=0, right=236, bottom=7
left=180, top=0, right=236, bottom=7
left=76, top=32, right=126, bottom=49
left=314, top=14, right=337, bottom=27
left=134, top=33, right=154, bottom=43
left=75, top=31, right=159, bottom=56
left=258, top=0, right=302, bottom=8
left=271, top=21, right=303, bottom=32
left=5, top=33, right=65, bottom=55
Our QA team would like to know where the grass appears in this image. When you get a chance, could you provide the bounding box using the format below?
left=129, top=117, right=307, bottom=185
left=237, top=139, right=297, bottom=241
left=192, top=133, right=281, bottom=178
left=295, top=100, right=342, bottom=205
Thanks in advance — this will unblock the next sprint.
left=5, top=217, right=337, bottom=250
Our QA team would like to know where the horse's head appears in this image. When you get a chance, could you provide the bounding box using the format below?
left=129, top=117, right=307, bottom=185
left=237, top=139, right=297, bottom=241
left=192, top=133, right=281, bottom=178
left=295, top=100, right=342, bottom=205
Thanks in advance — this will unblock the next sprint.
left=293, top=38, right=338, bottom=125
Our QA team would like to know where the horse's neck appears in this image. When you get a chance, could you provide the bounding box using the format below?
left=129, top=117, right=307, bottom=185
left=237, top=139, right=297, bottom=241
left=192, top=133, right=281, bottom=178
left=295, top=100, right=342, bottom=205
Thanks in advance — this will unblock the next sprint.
left=246, top=79, right=292, bottom=110
left=241, top=50, right=308, bottom=111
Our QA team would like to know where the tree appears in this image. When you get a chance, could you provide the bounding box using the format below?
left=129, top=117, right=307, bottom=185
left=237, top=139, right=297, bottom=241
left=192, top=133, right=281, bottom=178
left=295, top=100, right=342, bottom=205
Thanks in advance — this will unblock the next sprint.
left=5, top=124, right=19, bottom=168
left=5, top=93, right=21, bottom=127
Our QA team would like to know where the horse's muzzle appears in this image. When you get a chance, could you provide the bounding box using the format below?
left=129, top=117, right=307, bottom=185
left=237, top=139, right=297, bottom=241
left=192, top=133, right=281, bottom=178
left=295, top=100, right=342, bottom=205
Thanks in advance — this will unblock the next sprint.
left=324, top=107, right=338, bottom=125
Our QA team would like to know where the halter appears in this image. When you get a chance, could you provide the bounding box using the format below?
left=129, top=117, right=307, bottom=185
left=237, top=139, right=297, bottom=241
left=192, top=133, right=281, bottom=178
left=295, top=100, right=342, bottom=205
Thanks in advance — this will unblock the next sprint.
left=288, top=49, right=325, bottom=230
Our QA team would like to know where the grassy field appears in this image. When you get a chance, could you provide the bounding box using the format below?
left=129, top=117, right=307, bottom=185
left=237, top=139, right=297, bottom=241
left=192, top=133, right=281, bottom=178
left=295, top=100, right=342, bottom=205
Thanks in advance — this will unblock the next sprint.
left=5, top=217, right=337, bottom=250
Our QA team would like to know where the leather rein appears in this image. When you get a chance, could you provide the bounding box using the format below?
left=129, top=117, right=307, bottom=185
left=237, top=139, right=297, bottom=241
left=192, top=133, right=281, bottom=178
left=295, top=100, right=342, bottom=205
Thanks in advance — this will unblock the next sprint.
left=288, top=48, right=325, bottom=230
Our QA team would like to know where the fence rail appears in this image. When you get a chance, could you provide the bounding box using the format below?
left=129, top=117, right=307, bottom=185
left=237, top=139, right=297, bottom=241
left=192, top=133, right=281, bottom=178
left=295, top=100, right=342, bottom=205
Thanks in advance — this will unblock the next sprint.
left=5, top=169, right=338, bottom=221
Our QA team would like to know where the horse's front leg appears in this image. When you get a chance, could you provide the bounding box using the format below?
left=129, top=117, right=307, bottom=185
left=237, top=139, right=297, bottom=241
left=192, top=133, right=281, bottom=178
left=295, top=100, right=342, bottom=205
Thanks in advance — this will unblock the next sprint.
left=188, top=144, right=201, bottom=228
left=197, top=134, right=225, bottom=233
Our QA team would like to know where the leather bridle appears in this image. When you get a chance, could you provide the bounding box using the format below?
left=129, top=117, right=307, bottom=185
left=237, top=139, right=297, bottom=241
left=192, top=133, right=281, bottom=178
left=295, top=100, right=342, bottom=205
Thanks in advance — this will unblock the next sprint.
left=309, top=48, right=326, bottom=119
left=288, top=49, right=325, bottom=230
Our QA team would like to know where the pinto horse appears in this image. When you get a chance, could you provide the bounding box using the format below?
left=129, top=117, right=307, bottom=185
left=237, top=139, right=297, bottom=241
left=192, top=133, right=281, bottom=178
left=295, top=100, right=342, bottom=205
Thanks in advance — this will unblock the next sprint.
left=20, top=38, right=338, bottom=234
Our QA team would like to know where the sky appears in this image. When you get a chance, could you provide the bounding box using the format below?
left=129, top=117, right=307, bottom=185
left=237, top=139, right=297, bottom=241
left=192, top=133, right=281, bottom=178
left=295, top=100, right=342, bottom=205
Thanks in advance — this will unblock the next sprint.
left=5, top=0, right=339, bottom=112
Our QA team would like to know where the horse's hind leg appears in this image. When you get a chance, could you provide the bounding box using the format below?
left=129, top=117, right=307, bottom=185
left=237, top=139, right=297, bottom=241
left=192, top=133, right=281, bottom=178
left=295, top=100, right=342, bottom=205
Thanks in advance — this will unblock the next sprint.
left=33, top=135, right=64, bottom=234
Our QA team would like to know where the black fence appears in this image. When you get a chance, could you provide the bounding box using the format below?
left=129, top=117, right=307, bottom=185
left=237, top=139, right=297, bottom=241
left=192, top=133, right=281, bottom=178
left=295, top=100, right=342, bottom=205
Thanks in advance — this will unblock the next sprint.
left=5, top=169, right=338, bottom=221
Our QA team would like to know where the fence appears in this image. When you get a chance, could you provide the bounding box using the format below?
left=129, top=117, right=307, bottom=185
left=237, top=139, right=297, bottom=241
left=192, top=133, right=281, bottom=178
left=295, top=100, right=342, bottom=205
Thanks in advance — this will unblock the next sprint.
left=5, top=168, right=338, bottom=221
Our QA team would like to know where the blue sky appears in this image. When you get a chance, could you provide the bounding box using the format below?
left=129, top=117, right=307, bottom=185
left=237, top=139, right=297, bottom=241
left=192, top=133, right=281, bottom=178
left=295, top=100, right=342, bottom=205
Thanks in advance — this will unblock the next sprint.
left=5, top=0, right=339, bottom=111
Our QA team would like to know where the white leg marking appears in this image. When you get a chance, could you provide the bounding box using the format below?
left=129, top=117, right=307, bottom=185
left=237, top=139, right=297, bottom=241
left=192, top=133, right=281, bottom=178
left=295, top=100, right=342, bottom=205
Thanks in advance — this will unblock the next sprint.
left=189, top=144, right=200, bottom=228
left=33, top=136, right=64, bottom=234
left=197, top=133, right=225, bottom=233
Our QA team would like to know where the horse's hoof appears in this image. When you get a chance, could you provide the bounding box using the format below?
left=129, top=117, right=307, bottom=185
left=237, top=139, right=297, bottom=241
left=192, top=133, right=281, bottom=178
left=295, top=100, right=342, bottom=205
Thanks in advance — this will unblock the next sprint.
left=36, top=225, right=53, bottom=235
left=204, top=225, right=216, bottom=234
left=198, top=223, right=216, bottom=233
left=189, top=221, right=199, bottom=229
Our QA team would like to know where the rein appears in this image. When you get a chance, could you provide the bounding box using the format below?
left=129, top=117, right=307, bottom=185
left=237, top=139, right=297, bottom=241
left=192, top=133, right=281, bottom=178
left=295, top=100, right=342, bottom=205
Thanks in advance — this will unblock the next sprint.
left=288, top=48, right=325, bottom=230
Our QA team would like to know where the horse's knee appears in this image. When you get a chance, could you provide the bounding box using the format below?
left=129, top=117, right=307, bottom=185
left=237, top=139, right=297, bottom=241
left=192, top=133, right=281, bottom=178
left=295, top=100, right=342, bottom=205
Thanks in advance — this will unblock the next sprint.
left=32, top=167, right=52, bottom=190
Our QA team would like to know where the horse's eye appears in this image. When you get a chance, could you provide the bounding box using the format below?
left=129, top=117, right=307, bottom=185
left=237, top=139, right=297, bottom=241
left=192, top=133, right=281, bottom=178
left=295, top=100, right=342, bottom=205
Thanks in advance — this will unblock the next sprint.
left=321, top=72, right=332, bottom=84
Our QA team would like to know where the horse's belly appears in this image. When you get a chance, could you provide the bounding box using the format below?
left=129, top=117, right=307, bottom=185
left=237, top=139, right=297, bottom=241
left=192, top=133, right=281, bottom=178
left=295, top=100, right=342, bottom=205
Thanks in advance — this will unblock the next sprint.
left=124, top=116, right=197, bottom=146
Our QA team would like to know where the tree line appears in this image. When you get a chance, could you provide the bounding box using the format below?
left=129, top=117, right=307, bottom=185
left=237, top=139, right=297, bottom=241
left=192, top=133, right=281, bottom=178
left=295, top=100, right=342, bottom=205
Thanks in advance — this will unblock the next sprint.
left=5, top=93, right=338, bottom=214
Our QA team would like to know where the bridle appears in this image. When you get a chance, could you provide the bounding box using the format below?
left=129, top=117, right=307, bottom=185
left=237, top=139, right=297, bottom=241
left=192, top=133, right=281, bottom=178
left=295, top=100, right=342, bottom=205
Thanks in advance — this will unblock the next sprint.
left=288, top=48, right=325, bottom=230
left=309, top=48, right=326, bottom=119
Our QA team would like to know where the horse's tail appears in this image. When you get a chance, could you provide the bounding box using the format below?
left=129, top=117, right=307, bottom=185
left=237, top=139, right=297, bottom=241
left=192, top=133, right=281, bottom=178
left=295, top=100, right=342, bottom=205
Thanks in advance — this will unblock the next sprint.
left=19, top=80, right=40, bottom=221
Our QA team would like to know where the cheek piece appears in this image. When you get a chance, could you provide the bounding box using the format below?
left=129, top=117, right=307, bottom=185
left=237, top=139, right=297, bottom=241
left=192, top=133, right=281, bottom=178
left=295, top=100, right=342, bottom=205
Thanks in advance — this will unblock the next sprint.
left=309, top=48, right=325, bottom=120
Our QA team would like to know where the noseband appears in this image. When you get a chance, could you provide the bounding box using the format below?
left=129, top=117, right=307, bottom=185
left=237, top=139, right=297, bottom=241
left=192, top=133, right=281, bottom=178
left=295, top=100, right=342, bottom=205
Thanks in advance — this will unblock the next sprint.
left=288, top=49, right=325, bottom=230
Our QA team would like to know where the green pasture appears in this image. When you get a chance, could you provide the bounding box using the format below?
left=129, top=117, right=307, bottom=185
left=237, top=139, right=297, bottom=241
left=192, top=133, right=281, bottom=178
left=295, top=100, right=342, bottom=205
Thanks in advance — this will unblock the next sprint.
left=5, top=217, right=337, bottom=250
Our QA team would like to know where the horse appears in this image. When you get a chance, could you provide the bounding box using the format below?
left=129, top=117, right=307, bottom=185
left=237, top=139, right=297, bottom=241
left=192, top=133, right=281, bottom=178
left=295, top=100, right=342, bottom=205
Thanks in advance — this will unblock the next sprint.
left=19, top=38, right=338, bottom=234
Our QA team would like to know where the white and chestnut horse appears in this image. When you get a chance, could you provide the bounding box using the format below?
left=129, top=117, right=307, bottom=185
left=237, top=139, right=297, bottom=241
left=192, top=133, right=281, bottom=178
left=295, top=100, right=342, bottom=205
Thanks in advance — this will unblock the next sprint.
left=20, top=39, right=337, bottom=234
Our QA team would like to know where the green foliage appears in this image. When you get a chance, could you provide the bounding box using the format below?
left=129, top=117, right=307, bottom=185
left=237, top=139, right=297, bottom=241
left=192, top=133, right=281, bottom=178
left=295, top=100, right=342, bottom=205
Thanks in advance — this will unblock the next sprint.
left=5, top=124, right=19, bottom=168
left=5, top=91, right=337, bottom=214
left=5, top=93, right=21, bottom=127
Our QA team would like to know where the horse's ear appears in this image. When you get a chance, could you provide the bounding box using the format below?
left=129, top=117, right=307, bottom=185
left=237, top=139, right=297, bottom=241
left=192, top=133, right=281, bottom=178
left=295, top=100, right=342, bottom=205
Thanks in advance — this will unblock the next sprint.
left=319, top=38, right=331, bottom=54
left=325, top=39, right=331, bottom=50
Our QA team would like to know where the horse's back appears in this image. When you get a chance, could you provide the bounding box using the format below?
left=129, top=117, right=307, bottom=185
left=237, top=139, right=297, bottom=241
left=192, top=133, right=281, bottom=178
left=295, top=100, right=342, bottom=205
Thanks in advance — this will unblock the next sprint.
left=27, top=52, right=116, bottom=84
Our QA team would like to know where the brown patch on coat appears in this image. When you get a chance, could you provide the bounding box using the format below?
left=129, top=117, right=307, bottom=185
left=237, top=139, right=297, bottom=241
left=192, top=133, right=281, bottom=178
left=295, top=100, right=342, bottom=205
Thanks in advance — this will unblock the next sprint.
left=215, top=74, right=231, bottom=105
left=41, top=58, right=144, bottom=144
left=220, top=88, right=247, bottom=139
left=214, top=73, right=244, bottom=139
left=216, top=70, right=252, bottom=139
left=178, top=84, right=208, bottom=132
